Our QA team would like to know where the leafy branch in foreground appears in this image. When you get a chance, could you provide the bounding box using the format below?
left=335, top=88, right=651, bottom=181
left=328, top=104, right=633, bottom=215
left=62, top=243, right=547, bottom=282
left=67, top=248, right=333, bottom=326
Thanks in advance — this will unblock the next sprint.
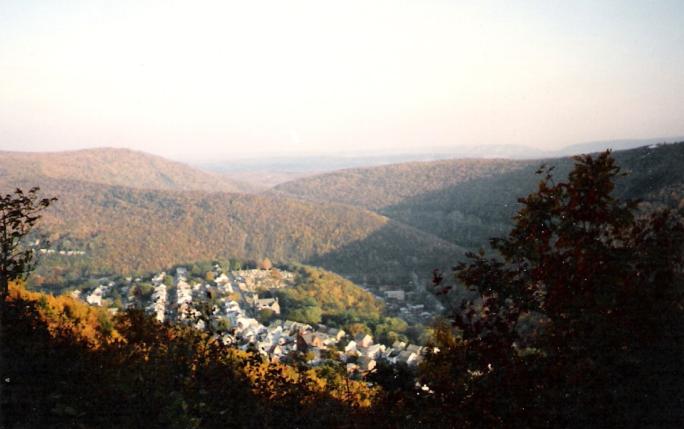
left=0, top=187, right=57, bottom=302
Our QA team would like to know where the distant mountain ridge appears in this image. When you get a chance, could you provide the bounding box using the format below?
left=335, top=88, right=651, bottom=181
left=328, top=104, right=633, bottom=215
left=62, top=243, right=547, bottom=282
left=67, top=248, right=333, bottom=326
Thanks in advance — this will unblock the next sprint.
left=0, top=147, right=256, bottom=193
left=196, top=136, right=684, bottom=183
left=553, top=136, right=684, bottom=157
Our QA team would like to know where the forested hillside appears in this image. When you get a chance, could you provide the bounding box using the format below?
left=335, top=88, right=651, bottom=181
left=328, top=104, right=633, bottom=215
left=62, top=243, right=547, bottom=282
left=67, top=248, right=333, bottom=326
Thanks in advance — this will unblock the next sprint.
left=5, top=143, right=680, bottom=299
left=0, top=148, right=255, bottom=193
left=274, top=158, right=530, bottom=209
left=276, top=143, right=684, bottom=248
left=0, top=175, right=463, bottom=288
left=384, top=142, right=684, bottom=248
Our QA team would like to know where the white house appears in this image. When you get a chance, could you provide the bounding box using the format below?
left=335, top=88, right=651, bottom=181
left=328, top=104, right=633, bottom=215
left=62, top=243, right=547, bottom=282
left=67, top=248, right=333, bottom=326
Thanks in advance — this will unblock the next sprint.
left=358, top=356, right=377, bottom=372
left=344, top=341, right=358, bottom=356
left=256, top=297, right=281, bottom=315
left=384, top=290, right=406, bottom=301
left=354, top=333, right=373, bottom=348
left=86, top=286, right=104, bottom=306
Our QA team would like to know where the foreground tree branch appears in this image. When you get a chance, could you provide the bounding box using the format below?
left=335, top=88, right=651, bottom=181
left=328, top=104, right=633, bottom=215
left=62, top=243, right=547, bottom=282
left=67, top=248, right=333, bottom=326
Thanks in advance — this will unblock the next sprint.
left=0, top=187, right=56, bottom=303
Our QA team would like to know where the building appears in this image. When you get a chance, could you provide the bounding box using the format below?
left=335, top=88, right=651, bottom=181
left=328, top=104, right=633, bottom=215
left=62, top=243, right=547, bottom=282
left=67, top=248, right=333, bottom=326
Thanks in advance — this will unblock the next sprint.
left=384, top=290, right=406, bottom=301
left=256, top=297, right=281, bottom=315
left=354, top=333, right=373, bottom=348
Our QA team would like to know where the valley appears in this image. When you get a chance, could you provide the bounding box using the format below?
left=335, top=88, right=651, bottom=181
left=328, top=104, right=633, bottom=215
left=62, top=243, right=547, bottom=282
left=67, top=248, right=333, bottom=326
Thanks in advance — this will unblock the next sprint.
left=5, top=142, right=684, bottom=316
left=3, top=141, right=683, bottom=428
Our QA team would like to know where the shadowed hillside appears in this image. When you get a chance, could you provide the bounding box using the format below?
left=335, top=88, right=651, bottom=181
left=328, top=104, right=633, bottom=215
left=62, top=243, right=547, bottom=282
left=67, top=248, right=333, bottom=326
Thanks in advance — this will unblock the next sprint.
left=273, top=158, right=530, bottom=210
left=0, top=148, right=256, bottom=193
left=5, top=144, right=679, bottom=293
left=384, top=142, right=684, bottom=248
left=275, top=143, right=684, bottom=249
left=0, top=175, right=463, bottom=288
left=307, top=222, right=464, bottom=285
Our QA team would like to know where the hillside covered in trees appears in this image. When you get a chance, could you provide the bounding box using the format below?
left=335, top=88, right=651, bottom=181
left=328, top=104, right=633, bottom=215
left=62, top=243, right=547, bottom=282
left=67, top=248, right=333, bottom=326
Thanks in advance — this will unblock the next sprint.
left=276, top=142, right=684, bottom=249
left=274, top=158, right=530, bottom=210
left=1, top=174, right=463, bottom=290
left=3, top=143, right=683, bottom=305
left=0, top=148, right=256, bottom=193
left=384, top=142, right=684, bottom=248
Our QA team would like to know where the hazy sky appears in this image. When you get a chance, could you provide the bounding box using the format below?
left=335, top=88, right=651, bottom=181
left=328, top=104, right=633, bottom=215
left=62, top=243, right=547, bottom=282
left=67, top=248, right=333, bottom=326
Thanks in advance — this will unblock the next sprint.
left=1, top=0, right=683, bottom=160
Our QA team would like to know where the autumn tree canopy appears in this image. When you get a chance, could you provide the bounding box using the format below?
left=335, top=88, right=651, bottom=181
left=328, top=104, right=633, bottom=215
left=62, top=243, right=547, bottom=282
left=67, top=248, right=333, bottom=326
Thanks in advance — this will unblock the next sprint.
left=426, top=151, right=684, bottom=428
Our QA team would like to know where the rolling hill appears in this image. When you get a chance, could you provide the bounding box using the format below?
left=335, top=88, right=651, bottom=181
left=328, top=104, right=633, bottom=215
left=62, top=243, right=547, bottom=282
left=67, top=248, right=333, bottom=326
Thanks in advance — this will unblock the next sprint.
left=275, top=142, right=684, bottom=249
left=382, top=142, right=684, bottom=248
left=0, top=147, right=256, bottom=193
left=1, top=173, right=464, bottom=289
left=6, top=143, right=680, bottom=294
left=273, top=158, right=531, bottom=210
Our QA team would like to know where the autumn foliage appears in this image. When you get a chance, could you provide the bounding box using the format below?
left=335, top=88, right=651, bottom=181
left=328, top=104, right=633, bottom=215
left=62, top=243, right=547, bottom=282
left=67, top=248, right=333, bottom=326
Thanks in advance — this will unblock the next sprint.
left=3, top=151, right=683, bottom=428
left=424, top=151, right=684, bottom=428
left=1, top=282, right=379, bottom=428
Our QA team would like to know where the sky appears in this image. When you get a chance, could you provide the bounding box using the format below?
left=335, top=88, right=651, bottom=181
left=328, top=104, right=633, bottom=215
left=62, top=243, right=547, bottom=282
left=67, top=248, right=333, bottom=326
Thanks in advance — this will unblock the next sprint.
left=1, top=0, right=683, bottom=160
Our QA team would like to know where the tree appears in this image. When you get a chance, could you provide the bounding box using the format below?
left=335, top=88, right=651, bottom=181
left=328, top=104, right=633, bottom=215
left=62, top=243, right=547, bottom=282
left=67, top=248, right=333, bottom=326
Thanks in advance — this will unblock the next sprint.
left=228, top=258, right=242, bottom=271
left=259, top=257, right=273, bottom=270
left=0, top=187, right=56, bottom=303
left=425, top=152, right=684, bottom=428
left=257, top=308, right=276, bottom=324
left=288, top=304, right=322, bottom=325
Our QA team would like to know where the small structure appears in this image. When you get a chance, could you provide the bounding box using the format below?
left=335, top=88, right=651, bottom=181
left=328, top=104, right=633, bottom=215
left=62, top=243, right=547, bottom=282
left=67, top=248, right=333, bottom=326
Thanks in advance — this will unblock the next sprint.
left=354, top=333, right=373, bottom=348
left=328, top=327, right=346, bottom=342
left=86, top=286, right=104, bottom=306
left=397, top=350, right=420, bottom=366
left=406, top=344, right=422, bottom=354
left=358, top=356, right=377, bottom=373
left=256, top=297, right=280, bottom=315
left=392, top=340, right=407, bottom=351
left=384, top=290, right=406, bottom=301
left=361, top=343, right=384, bottom=359
left=344, top=341, right=358, bottom=356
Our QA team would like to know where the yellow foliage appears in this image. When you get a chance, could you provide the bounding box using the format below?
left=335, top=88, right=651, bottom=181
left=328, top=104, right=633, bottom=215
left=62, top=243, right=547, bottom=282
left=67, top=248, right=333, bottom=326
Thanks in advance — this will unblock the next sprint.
left=7, top=282, right=380, bottom=412
left=8, top=282, right=121, bottom=346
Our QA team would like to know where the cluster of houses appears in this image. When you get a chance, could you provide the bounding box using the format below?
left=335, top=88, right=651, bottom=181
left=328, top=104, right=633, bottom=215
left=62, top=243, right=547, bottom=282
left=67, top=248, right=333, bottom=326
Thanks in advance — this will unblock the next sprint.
left=70, top=281, right=114, bottom=307
left=73, top=266, right=432, bottom=374
left=215, top=312, right=427, bottom=374
left=379, top=287, right=440, bottom=324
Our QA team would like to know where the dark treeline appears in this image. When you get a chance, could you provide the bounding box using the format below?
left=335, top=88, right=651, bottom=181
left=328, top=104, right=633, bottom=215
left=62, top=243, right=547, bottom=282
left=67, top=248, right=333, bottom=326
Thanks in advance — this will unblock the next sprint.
left=418, top=151, right=684, bottom=428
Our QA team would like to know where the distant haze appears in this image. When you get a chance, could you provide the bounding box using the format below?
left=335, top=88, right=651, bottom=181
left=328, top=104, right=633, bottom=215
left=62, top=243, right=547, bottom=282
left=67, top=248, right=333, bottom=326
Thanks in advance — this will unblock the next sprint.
left=1, top=1, right=683, bottom=161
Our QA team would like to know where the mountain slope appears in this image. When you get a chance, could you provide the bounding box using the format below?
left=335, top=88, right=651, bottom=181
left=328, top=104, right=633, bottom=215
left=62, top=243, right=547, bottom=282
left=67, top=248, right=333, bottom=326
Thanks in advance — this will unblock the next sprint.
left=274, top=142, right=684, bottom=250
left=273, top=158, right=530, bottom=210
left=0, top=148, right=254, bottom=193
left=383, top=142, right=684, bottom=248
left=1, top=174, right=464, bottom=287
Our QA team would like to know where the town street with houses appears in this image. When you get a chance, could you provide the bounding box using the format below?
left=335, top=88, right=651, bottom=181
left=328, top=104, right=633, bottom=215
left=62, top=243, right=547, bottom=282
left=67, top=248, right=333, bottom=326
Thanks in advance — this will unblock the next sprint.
left=71, top=265, right=432, bottom=376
